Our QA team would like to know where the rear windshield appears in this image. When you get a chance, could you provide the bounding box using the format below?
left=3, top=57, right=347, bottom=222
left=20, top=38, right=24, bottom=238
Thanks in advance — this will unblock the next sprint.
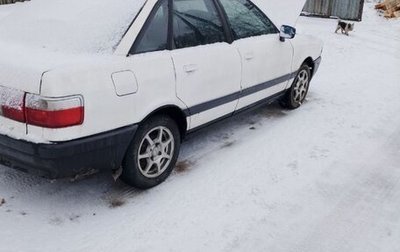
left=0, top=0, right=147, bottom=54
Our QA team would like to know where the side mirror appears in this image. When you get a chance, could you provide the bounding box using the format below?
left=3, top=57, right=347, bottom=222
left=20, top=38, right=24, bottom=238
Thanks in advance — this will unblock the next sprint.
left=280, top=25, right=296, bottom=42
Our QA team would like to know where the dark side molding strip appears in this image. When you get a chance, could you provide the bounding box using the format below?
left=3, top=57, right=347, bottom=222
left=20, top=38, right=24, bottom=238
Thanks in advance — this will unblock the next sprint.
left=187, top=90, right=286, bottom=134
left=183, top=71, right=297, bottom=116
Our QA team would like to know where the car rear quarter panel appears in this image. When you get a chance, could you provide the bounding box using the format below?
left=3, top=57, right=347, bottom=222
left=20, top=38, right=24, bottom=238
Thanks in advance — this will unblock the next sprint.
left=29, top=56, right=186, bottom=142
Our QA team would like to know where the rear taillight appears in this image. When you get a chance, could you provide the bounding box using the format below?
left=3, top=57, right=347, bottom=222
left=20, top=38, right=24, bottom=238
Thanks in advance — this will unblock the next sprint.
left=0, top=87, right=26, bottom=122
left=0, top=86, right=84, bottom=128
left=25, top=94, right=84, bottom=128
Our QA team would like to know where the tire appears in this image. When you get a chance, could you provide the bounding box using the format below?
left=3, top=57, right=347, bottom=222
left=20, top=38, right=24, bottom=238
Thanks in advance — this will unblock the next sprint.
left=280, top=64, right=311, bottom=110
left=121, top=115, right=181, bottom=189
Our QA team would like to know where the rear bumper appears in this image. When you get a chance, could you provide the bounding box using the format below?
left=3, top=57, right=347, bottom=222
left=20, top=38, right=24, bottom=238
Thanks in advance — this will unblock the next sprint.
left=0, top=125, right=138, bottom=179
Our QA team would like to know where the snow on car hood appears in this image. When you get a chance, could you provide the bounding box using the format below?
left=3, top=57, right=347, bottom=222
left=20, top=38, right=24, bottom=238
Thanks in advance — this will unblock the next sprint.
left=0, top=0, right=146, bottom=54
left=253, top=0, right=307, bottom=27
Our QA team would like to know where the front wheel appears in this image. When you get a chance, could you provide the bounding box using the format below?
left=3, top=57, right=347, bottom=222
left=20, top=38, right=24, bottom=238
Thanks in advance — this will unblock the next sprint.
left=121, top=115, right=181, bottom=189
left=280, top=64, right=311, bottom=109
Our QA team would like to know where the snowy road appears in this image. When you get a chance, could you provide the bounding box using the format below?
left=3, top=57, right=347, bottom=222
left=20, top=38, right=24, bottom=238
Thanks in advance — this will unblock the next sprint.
left=1, top=3, right=400, bottom=252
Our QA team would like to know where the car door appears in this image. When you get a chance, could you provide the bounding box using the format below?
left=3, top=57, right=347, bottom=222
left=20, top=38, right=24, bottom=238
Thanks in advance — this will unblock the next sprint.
left=170, top=0, right=242, bottom=129
left=218, top=0, right=294, bottom=110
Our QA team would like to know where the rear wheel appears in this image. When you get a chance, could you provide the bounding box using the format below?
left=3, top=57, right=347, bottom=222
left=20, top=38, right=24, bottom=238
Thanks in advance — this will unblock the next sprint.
left=121, top=115, right=181, bottom=189
left=280, top=64, right=311, bottom=109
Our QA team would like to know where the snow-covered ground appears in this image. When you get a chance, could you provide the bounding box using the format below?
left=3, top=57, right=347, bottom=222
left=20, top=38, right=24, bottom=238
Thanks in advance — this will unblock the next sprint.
left=1, top=2, right=400, bottom=252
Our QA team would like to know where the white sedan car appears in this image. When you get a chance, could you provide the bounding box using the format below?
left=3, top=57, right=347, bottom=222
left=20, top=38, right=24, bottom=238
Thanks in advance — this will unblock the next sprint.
left=0, top=0, right=322, bottom=188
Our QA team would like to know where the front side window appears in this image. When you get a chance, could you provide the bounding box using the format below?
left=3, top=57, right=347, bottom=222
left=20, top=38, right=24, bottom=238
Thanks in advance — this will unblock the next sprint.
left=172, top=0, right=227, bottom=49
left=134, top=0, right=169, bottom=54
left=219, top=0, right=278, bottom=40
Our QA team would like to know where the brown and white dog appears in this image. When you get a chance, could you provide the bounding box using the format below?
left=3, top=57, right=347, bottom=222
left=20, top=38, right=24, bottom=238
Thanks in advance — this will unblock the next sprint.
left=335, top=20, right=355, bottom=36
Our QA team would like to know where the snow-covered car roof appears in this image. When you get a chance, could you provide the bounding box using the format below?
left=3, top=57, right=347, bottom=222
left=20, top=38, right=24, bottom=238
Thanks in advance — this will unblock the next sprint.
left=0, top=0, right=147, bottom=54
left=0, top=0, right=307, bottom=55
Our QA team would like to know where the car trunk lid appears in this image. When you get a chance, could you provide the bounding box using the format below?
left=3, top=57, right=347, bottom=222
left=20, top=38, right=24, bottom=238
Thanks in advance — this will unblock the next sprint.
left=0, top=42, right=63, bottom=95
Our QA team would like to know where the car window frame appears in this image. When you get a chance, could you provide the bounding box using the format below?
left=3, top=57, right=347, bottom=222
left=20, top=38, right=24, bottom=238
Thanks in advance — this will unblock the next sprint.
left=130, top=0, right=234, bottom=55
left=215, top=0, right=280, bottom=41
left=170, top=0, right=232, bottom=50
left=129, top=0, right=170, bottom=55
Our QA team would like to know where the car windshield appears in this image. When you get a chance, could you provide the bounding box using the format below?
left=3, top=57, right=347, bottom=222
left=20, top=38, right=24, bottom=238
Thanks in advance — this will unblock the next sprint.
left=0, top=0, right=147, bottom=54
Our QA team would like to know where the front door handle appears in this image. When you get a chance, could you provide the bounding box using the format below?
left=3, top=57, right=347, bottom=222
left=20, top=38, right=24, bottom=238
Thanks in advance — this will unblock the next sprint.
left=184, top=64, right=198, bottom=73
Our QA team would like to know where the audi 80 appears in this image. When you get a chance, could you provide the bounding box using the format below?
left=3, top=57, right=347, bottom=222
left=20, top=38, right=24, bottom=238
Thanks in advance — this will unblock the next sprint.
left=0, top=0, right=322, bottom=188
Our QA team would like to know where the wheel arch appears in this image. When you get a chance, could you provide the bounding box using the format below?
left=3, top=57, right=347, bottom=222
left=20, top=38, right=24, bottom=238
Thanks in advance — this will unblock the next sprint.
left=141, top=105, right=188, bottom=140
left=302, top=57, right=315, bottom=78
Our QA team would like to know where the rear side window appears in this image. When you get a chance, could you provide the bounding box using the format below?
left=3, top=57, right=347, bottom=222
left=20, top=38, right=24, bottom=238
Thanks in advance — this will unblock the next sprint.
left=219, top=0, right=278, bottom=40
left=172, top=0, right=227, bottom=49
left=134, top=0, right=169, bottom=54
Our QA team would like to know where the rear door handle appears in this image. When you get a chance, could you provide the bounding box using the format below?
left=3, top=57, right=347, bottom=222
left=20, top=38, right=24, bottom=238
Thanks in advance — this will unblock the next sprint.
left=183, top=64, right=198, bottom=73
left=244, top=52, right=254, bottom=60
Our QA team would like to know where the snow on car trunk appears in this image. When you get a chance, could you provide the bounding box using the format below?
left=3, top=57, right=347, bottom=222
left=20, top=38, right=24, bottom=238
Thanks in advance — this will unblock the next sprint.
left=0, top=0, right=146, bottom=54
left=0, top=0, right=147, bottom=98
left=0, top=42, right=107, bottom=94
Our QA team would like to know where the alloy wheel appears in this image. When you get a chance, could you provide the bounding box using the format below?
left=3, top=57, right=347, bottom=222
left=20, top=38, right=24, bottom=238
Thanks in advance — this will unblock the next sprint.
left=137, top=126, right=175, bottom=178
left=292, top=69, right=310, bottom=104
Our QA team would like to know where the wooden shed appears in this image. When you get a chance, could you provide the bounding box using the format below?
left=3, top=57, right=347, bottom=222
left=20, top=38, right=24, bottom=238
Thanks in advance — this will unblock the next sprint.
left=303, top=0, right=365, bottom=21
left=0, top=0, right=27, bottom=4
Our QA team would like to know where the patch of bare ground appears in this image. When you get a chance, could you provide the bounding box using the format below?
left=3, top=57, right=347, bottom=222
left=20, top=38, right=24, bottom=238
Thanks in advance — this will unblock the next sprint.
left=221, top=141, right=236, bottom=148
left=69, top=214, right=81, bottom=222
left=0, top=198, right=5, bottom=207
left=109, top=197, right=126, bottom=209
left=175, top=160, right=195, bottom=173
